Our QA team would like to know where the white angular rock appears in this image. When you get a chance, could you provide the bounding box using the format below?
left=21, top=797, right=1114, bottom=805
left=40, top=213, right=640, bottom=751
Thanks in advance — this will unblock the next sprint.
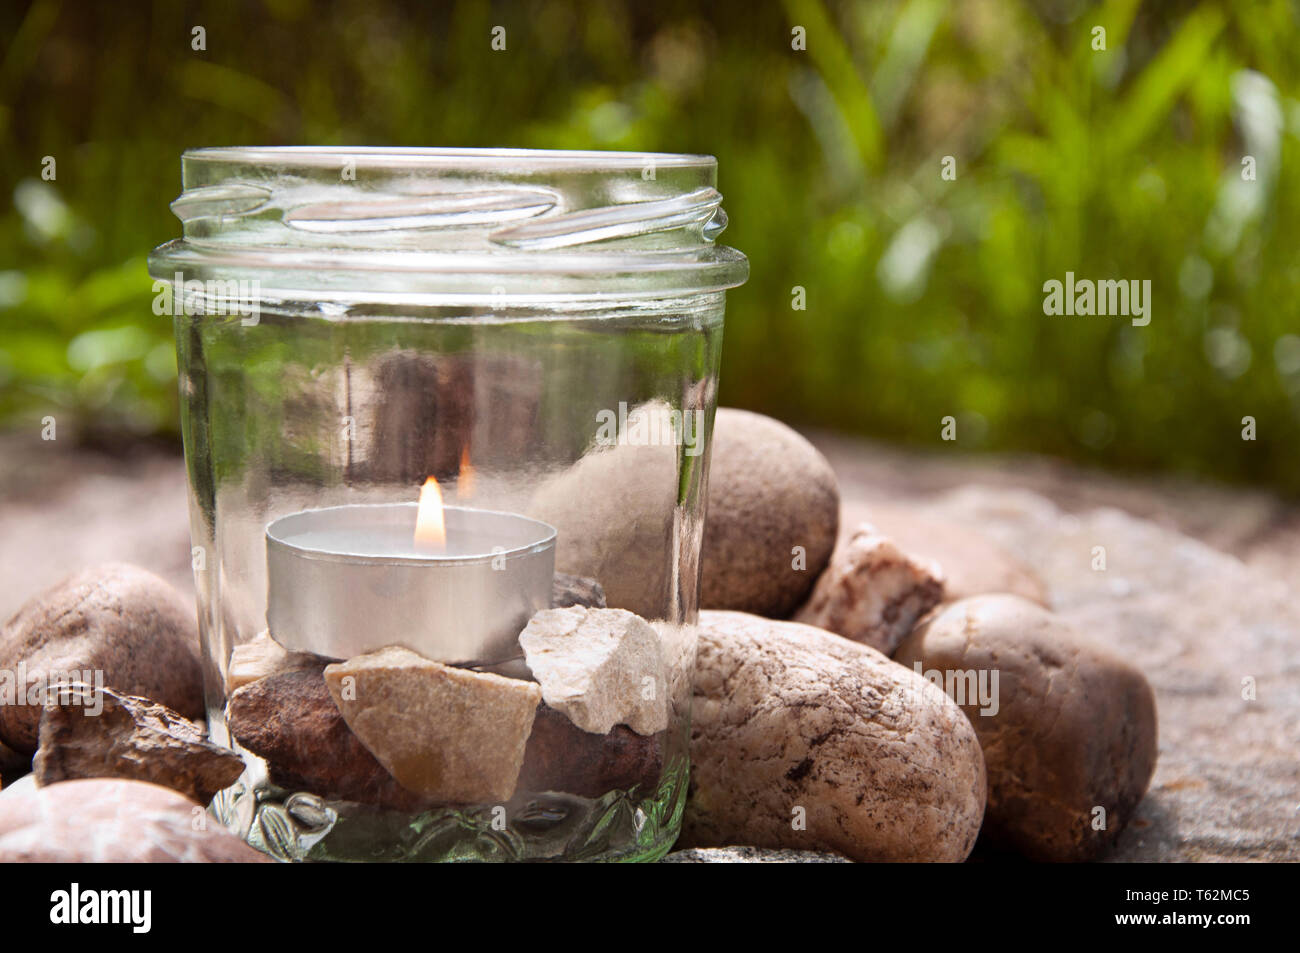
left=324, top=646, right=541, bottom=804
left=518, top=607, right=668, bottom=736
left=838, top=499, right=1049, bottom=607
left=226, top=630, right=325, bottom=693
left=794, top=524, right=944, bottom=656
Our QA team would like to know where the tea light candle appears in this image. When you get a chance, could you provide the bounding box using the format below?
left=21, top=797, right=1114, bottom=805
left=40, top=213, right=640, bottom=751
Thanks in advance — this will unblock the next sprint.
left=265, top=492, right=556, bottom=664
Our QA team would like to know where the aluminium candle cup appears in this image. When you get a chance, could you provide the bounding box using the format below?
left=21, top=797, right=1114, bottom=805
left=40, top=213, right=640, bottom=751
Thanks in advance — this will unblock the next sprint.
left=265, top=503, right=557, bottom=663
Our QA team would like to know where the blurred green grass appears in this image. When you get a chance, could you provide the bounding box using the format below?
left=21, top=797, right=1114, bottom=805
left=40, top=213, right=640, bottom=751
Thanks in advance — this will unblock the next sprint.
left=2, top=0, right=1298, bottom=491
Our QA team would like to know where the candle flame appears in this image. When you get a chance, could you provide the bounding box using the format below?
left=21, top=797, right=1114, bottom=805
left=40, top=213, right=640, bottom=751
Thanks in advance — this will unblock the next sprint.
left=458, top=445, right=475, bottom=499
left=414, top=477, right=447, bottom=550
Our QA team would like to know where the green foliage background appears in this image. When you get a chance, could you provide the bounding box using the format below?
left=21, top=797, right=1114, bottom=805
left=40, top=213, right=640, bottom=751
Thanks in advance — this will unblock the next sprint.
left=2, top=0, right=1298, bottom=490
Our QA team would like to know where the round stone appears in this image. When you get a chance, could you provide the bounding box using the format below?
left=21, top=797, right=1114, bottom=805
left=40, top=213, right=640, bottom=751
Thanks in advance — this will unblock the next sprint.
left=0, top=563, right=204, bottom=753
left=683, top=610, right=986, bottom=862
left=0, top=778, right=268, bottom=862
left=894, top=594, right=1158, bottom=861
left=701, top=409, right=840, bottom=617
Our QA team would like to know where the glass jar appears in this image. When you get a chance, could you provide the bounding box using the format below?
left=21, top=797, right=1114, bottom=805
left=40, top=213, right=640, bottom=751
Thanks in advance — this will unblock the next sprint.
left=148, top=147, right=747, bottom=862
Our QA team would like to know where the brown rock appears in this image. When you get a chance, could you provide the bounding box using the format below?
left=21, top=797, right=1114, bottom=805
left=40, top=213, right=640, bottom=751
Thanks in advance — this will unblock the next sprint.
left=0, top=739, right=29, bottom=787
left=551, top=573, right=607, bottom=610
left=324, top=647, right=541, bottom=803
left=518, top=704, right=663, bottom=798
left=684, top=610, right=985, bottom=862
left=840, top=500, right=1049, bottom=606
left=895, top=594, right=1158, bottom=861
left=227, top=667, right=431, bottom=812
left=0, top=563, right=203, bottom=753
left=0, top=777, right=268, bottom=862
left=701, top=409, right=840, bottom=618
left=794, top=524, right=944, bottom=655
left=33, top=684, right=244, bottom=805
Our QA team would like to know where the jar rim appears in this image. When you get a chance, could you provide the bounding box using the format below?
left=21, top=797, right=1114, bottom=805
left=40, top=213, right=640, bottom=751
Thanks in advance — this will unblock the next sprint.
left=182, top=146, right=719, bottom=171
left=150, top=146, right=749, bottom=298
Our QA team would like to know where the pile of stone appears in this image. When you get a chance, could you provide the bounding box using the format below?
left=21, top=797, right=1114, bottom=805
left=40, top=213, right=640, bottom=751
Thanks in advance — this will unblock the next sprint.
left=0, top=564, right=264, bottom=861
left=677, top=408, right=1158, bottom=862
left=513, top=405, right=1158, bottom=861
left=223, top=601, right=668, bottom=811
left=0, top=407, right=1161, bottom=864
left=0, top=563, right=673, bottom=858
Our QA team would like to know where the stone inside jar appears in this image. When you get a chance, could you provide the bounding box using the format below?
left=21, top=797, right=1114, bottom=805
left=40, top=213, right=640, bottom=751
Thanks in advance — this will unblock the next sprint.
left=224, top=573, right=669, bottom=813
